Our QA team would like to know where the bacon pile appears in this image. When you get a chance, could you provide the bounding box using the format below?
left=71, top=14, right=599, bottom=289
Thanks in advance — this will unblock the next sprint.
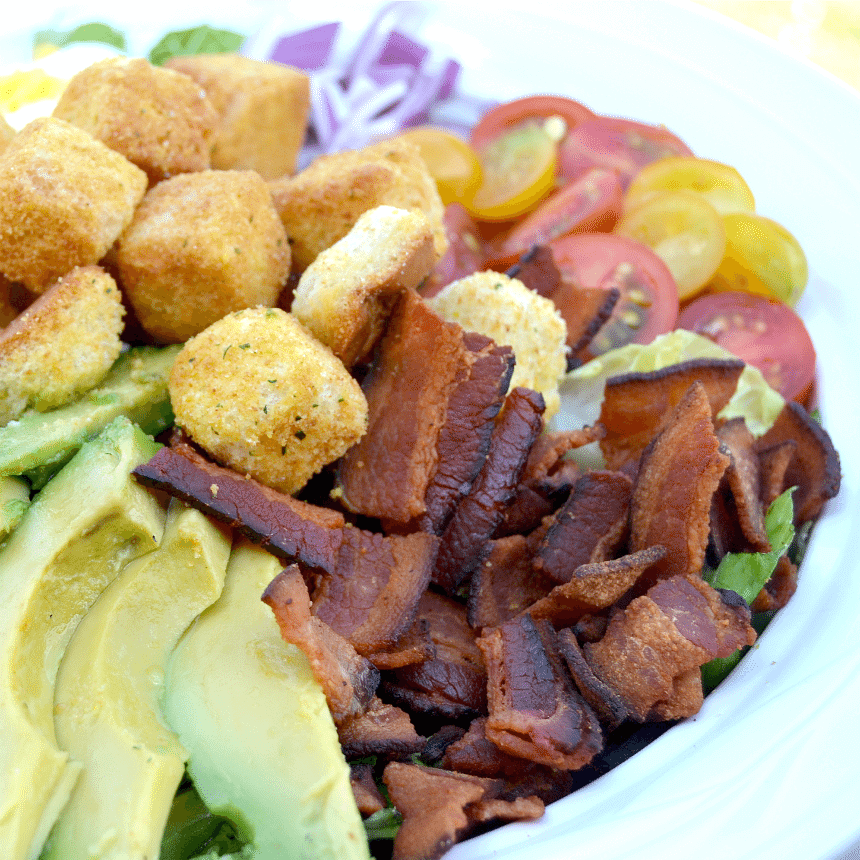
left=133, top=286, right=841, bottom=860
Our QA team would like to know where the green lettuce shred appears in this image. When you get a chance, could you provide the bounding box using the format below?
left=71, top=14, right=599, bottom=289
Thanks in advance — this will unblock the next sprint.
left=148, top=25, right=245, bottom=66
left=33, top=22, right=127, bottom=53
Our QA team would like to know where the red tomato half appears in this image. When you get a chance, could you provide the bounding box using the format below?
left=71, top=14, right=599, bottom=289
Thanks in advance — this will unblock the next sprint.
left=558, top=117, right=694, bottom=188
left=422, top=202, right=486, bottom=297
left=549, top=232, right=680, bottom=355
left=489, top=168, right=624, bottom=264
left=470, top=95, right=597, bottom=153
left=677, top=291, right=816, bottom=403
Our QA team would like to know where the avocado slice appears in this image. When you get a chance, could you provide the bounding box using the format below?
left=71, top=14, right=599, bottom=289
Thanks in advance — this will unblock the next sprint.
left=162, top=540, right=370, bottom=860
left=0, top=344, right=180, bottom=489
left=44, top=499, right=232, bottom=860
left=0, top=475, right=29, bottom=538
left=0, top=416, right=166, bottom=860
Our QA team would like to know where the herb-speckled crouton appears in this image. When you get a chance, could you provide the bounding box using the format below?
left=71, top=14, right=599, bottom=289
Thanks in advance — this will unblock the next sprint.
left=0, top=117, right=148, bottom=293
left=0, top=265, right=125, bottom=426
left=169, top=307, right=368, bottom=495
left=428, top=271, right=568, bottom=419
left=166, top=53, right=310, bottom=181
left=269, top=137, right=447, bottom=271
left=52, top=57, right=218, bottom=185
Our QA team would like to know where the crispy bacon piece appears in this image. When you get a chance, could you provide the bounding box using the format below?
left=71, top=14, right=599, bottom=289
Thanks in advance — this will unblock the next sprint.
left=417, top=332, right=515, bottom=534
left=262, top=567, right=379, bottom=725
left=550, top=283, right=620, bottom=366
left=520, top=426, right=605, bottom=483
left=758, top=439, right=796, bottom=510
left=584, top=575, right=756, bottom=721
left=336, top=288, right=467, bottom=523
left=382, top=762, right=497, bottom=860
left=338, top=696, right=424, bottom=759
left=469, top=795, right=544, bottom=824
left=534, top=470, right=633, bottom=584
left=598, top=357, right=744, bottom=469
left=366, top=618, right=435, bottom=670
left=629, top=381, right=731, bottom=588
left=527, top=546, right=667, bottom=628
left=432, top=387, right=546, bottom=593
left=751, top=553, right=798, bottom=613
left=718, top=417, right=769, bottom=551
left=350, top=763, right=386, bottom=817
left=133, top=438, right=345, bottom=573
left=384, top=590, right=488, bottom=721
left=478, top=614, right=603, bottom=770
left=311, top=529, right=437, bottom=655
left=441, top=716, right=574, bottom=805
left=467, top=532, right=556, bottom=631
left=755, top=400, right=841, bottom=525
left=556, top=630, right=629, bottom=731
left=504, top=244, right=562, bottom=298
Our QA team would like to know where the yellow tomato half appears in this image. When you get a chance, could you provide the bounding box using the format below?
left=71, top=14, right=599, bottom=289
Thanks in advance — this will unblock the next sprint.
left=465, top=120, right=557, bottom=221
left=398, top=127, right=483, bottom=206
left=707, top=212, right=808, bottom=307
left=624, top=156, right=756, bottom=216
left=614, top=190, right=726, bottom=301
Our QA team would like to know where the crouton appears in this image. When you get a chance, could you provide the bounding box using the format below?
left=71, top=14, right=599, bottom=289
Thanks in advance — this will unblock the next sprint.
left=52, top=57, right=218, bottom=185
left=169, top=307, right=368, bottom=495
left=165, top=53, right=310, bottom=181
left=269, top=137, right=447, bottom=271
left=291, top=205, right=436, bottom=366
left=115, top=169, right=291, bottom=343
left=428, top=272, right=568, bottom=419
left=0, top=117, right=148, bottom=293
left=0, top=265, right=125, bottom=425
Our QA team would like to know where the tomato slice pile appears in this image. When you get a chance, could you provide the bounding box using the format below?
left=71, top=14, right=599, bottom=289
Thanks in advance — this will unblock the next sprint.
left=408, top=93, right=816, bottom=392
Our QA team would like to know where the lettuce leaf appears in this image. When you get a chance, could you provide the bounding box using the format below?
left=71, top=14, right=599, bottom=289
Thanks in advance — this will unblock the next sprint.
left=33, top=22, right=127, bottom=54
left=148, top=26, right=245, bottom=66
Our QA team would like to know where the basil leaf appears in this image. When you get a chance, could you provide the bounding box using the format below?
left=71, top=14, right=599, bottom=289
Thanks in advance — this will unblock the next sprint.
left=148, top=25, right=245, bottom=66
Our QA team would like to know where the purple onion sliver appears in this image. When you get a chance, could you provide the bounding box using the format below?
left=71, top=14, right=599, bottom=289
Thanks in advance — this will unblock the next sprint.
left=377, top=29, right=428, bottom=68
left=270, top=21, right=341, bottom=70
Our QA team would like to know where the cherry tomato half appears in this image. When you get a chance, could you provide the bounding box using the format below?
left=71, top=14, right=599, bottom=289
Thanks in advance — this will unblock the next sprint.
left=614, top=190, right=726, bottom=301
left=398, top=127, right=483, bottom=206
left=625, top=156, right=755, bottom=216
left=469, top=95, right=596, bottom=154
left=423, top=202, right=487, bottom=297
left=489, top=167, right=624, bottom=265
left=558, top=116, right=694, bottom=188
left=549, top=232, right=680, bottom=356
left=707, top=212, right=808, bottom=307
left=464, top=120, right=557, bottom=221
left=677, top=290, right=816, bottom=403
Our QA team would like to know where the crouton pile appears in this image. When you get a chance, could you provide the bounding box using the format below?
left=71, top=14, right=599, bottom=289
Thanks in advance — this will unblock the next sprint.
left=0, top=48, right=570, bottom=496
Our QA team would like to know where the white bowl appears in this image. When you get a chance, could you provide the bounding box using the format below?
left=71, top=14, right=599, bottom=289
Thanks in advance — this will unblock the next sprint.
left=3, top=3, right=858, bottom=858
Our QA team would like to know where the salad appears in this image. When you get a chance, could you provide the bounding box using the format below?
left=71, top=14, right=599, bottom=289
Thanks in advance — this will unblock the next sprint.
left=0, top=3, right=851, bottom=860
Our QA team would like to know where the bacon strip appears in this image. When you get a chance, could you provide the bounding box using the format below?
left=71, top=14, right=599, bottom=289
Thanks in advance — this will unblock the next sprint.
left=598, top=357, right=744, bottom=469
left=432, top=387, right=546, bottom=593
left=583, top=575, right=756, bottom=721
left=755, top=399, right=841, bottom=525
left=262, top=567, right=379, bottom=725
left=312, top=529, right=438, bottom=655
left=629, top=381, right=730, bottom=589
left=338, top=697, right=424, bottom=759
left=478, top=614, right=603, bottom=770
left=336, top=289, right=467, bottom=523
left=534, top=470, right=633, bottom=583
left=417, top=332, right=515, bottom=533
left=133, top=439, right=344, bottom=573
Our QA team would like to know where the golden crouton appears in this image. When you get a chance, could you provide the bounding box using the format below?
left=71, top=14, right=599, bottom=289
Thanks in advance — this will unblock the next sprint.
left=0, top=117, right=148, bottom=293
left=165, top=53, right=310, bottom=181
left=428, top=271, right=568, bottom=419
left=269, top=137, right=447, bottom=271
left=0, top=265, right=125, bottom=425
left=115, top=169, right=291, bottom=343
left=52, top=57, right=218, bottom=185
left=170, top=306, right=368, bottom=495
left=291, top=205, right=436, bottom=366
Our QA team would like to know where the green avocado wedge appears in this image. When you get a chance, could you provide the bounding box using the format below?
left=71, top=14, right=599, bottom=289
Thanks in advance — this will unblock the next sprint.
left=0, top=344, right=181, bottom=490
left=0, top=417, right=166, bottom=860
left=162, top=540, right=370, bottom=860
left=43, top=500, right=232, bottom=860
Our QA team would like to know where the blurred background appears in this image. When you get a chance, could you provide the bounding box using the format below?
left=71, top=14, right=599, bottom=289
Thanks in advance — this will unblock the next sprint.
left=695, top=1, right=860, bottom=89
